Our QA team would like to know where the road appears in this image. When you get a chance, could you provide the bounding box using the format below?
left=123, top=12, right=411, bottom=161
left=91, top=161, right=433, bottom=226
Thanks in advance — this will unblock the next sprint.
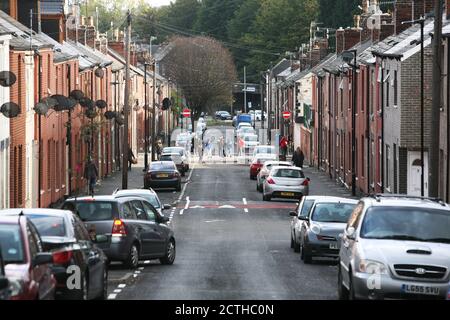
left=105, top=147, right=353, bottom=300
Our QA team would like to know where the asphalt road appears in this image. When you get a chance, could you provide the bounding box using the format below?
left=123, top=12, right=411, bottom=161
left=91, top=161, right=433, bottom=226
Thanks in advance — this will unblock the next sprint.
left=106, top=158, right=353, bottom=300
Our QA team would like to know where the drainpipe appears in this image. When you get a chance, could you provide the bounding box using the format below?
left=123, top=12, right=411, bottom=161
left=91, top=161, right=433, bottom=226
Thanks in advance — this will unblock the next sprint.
left=36, top=50, right=42, bottom=207
left=328, top=75, right=332, bottom=179
left=444, top=34, right=450, bottom=203
left=67, top=64, right=72, bottom=197
left=380, top=61, right=385, bottom=193
left=366, top=65, right=371, bottom=194
left=317, top=77, right=322, bottom=170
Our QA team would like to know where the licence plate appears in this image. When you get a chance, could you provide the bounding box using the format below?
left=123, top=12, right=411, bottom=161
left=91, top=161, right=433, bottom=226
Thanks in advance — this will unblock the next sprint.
left=329, top=243, right=338, bottom=249
left=157, top=174, right=169, bottom=178
left=281, top=192, right=295, bottom=196
left=401, top=284, right=440, bottom=296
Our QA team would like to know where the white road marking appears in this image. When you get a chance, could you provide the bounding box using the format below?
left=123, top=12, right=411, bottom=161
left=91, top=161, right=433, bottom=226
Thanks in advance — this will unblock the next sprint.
left=177, top=164, right=195, bottom=201
left=107, top=294, right=117, bottom=300
left=244, top=208, right=249, bottom=213
left=113, top=289, right=122, bottom=293
left=138, top=267, right=144, bottom=270
left=180, top=209, right=184, bottom=215
left=190, top=205, right=205, bottom=209
left=144, top=260, right=150, bottom=264
left=205, top=220, right=226, bottom=223
left=218, top=205, right=236, bottom=209
left=118, top=284, right=126, bottom=288
left=184, top=197, right=190, bottom=210
left=242, top=198, right=247, bottom=205
left=134, top=270, right=141, bottom=274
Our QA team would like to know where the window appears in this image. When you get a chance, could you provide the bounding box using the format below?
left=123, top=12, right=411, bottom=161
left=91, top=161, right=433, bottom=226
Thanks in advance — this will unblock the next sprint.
left=0, top=225, right=24, bottom=263
left=311, top=202, right=357, bottom=223
left=386, top=145, right=390, bottom=189
left=385, top=72, right=390, bottom=107
left=28, top=215, right=67, bottom=238
left=132, top=200, right=147, bottom=221
left=47, top=140, right=51, bottom=189
left=142, top=202, right=157, bottom=222
left=379, top=138, right=382, bottom=184
left=299, top=199, right=315, bottom=219
left=394, top=70, right=398, bottom=106
left=347, top=202, right=364, bottom=230
left=122, top=202, right=137, bottom=220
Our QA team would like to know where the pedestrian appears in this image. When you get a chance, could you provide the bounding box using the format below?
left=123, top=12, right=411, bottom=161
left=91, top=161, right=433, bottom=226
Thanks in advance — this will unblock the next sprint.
left=128, top=147, right=136, bottom=171
left=219, top=136, right=225, bottom=158
left=293, top=147, right=305, bottom=168
left=84, top=158, right=98, bottom=196
left=280, top=135, right=288, bottom=160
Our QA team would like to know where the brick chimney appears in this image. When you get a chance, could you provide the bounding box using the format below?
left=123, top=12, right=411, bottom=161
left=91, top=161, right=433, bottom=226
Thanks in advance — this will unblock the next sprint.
left=85, top=16, right=96, bottom=48
left=447, top=0, right=450, bottom=19
left=395, top=0, right=434, bottom=34
left=336, top=28, right=362, bottom=54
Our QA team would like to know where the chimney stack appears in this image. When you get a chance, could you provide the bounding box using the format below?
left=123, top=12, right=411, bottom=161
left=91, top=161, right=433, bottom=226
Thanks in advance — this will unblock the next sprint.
left=447, top=0, right=450, bottom=19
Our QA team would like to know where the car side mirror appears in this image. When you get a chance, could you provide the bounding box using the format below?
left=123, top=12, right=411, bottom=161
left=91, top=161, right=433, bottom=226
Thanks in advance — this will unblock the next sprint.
left=159, top=215, right=170, bottom=224
left=163, top=204, right=171, bottom=210
left=0, top=277, right=9, bottom=290
left=346, top=227, right=356, bottom=240
left=289, top=211, right=297, bottom=217
left=94, top=235, right=108, bottom=244
left=298, top=216, right=308, bottom=221
left=32, top=253, right=53, bottom=267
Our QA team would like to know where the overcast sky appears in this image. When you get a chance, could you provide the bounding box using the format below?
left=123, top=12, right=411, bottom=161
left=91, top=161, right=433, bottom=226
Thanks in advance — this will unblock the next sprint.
left=146, top=0, right=172, bottom=7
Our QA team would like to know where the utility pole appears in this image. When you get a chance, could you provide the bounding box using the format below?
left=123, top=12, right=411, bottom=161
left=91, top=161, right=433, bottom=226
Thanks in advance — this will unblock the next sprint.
left=152, top=56, right=157, bottom=161
left=144, top=62, right=149, bottom=171
left=430, top=0, right=443, bottom=197
left=122, top=11, right=131, bottom=189
left=243, top=66, right=247, bottom=113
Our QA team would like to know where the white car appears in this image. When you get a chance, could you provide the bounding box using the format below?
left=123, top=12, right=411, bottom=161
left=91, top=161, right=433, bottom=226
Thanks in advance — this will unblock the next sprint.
left=237, top=126, right=255, bottom=139
left=162, top=146, right=190, bottom=170
left=253, top=145, right=276, bottom=157
left=236, top=122, right=252, bottom=131
left=242, top=133, right=259, bottom=153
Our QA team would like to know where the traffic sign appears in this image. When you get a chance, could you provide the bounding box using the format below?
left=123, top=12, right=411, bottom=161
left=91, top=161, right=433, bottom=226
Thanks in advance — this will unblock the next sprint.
left=282, top=111, right=291, bottom=119
left=182, top=108, right=191, bottom=117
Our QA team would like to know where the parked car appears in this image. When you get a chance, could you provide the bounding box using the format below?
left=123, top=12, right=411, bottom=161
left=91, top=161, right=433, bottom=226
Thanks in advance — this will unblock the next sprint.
left=290, top=196, right=341, bottom=253
left=162, top=146, right=190, bottom=170
left=1, top=209, right=108, bottom=300
left=63, top=195, right=176, bottom=269
left=113, top=188, right=172, bottom=217
left=159, top=153, right=187, bottom=177
left=217, top=111, right=232, bottom=120
left=242, top=133, right=259, bottom=154
left=0, top=215, right=56, bottom=300
left=145, top=161, right=182, bottom=191
left=297, top=198, right=358, bottom=264
left=262, top=166, right=310, bottom=201
left=338, top=194, right=450, bottom=300
left=249, top=154, right=278, bottom=180
left=236, top=122, right=252, bottom=132
left=236, top=126, right=256, bottom=139
left=256, top=160, right=292, bottom=192
left=235, top=114, right=252, bottom=127
left=0, top=248, right=11, bottom=300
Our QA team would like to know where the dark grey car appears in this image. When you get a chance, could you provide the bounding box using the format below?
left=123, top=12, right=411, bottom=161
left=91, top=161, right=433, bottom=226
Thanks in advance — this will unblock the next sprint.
left=63, top=195, right=176, bottom=269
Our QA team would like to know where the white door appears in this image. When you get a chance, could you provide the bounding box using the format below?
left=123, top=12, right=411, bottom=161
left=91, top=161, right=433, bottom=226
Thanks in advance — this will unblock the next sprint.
left=407, top=151, right=428, bottom=196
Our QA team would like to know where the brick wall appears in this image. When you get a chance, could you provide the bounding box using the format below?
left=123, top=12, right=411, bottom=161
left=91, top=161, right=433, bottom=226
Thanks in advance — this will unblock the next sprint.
left=395, top=0, right=434, bottom=34
left=336, top=28, right=362, bottom=54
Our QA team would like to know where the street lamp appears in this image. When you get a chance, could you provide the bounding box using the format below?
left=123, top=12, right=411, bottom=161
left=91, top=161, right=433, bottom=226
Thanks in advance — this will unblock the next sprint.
left=402, top=17, right=425, bottom=197
left=342, top=49, right=358, bottom=197
left=143, top=62, right=150, bottom=171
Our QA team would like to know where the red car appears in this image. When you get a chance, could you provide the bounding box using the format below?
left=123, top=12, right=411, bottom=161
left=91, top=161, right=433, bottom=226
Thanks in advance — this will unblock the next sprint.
left=0, top=215, right=56, bottom=300
left=249, top=154, right=277, bottom=180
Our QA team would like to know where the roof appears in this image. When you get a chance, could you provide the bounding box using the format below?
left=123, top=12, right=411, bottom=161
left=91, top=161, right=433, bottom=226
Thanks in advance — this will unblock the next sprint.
left=272, top=59, right=291, bottom=77
left=37, top=32, right=78, bottom=63
left=114, top=189, right=157, bottom=196
left=0, top=10, right=54, bottom=51
left=65, top=40, right=112, bottom=71
left=362, top=195, right=450, bottom=210
left=108, top=48, right=147, bottom=77
left=322, top=40, right=372, bottom=75
left=40, top=0, right=64, bottom=15
left=0, top=24, right=11, bottom=36
left=311, top=54, right=337, bottom=77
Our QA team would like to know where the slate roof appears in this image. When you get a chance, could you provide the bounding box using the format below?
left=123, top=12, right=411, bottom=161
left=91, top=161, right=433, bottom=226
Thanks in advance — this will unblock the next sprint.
left=0, top=10, right=53, bottom=51
left=65, top=41, right=113, bottom=71
left=37, top=31, right=78, bottom=63
left=40, top=0, right=64, bottom=15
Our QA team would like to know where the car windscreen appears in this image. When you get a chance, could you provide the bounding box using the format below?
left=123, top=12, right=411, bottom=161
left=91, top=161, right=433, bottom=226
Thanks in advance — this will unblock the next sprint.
left=272, top=169, right=304, bottom=178
left=141, top=194, right=161, bottom=209
left=311, top=203, right=356, bottom=223
left=360, top=206, right=450, bottom=243
left=26, top=215, right=67, bottom=237
left=151, top=163, right=175, bottom=171
left=244, top=136, right=258, bottom=142
left=266, top=163, right=289, bottom=170
left=164, top=148, right=184, bottom=155
left=67, top=201, right=114, bottom=222
left=0, top=224, right=24, bottom=264
left=160, top=155, right=181, bottom=162
left=256, top=147, right=275, bottom=154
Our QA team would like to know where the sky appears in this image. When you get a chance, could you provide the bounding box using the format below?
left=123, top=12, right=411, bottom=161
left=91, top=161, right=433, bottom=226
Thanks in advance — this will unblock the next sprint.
left=146, top=0, right=172, bottom=7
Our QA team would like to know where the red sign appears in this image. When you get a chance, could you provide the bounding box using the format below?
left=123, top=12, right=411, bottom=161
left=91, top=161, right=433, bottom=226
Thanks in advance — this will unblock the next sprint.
left=182, top=108, right=191, bottom=117
left=282, top=111, right=291, bottom=119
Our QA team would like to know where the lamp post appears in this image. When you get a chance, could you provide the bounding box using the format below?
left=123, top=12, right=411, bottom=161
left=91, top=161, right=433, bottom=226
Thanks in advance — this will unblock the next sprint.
left=343, top=49, right=358, bottom=197
left=402, top=18, right=425, bottom=196
left=143, top=62, right=150, bottom=171
left=111, top=78, right=120, bottom=170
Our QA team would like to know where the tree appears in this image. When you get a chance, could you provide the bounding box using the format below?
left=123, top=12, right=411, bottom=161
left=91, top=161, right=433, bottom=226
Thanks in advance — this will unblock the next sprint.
left=318, top=0, right=359, bottom=29
left=163, top=36, right=237, bottom=127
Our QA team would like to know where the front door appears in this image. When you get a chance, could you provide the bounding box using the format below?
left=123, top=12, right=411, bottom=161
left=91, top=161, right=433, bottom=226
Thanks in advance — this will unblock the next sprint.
left=407, top=151, right=428, bottom=196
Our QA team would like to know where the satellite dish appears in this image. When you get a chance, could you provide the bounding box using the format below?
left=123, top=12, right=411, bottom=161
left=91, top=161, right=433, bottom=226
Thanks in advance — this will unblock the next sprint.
left=0, top=71, right=17, bottom=87
left=1, top=102, right=21, bottom=118
left=80, top=97, right=95, bottom=109
left=42, top=97, right=58, bottom=108
left=51, top=95, right=74, bottom=111
left=69, top=90, right=85, bottom=101
left=162, top=98, right=171, bottom=111
left=95, top=68, right=105, bottom=78
left=34, top=102, right=49, bottom=115
left=95, top=99, right=107, bottom=109
left=104, top=111, right=116, bottom=120
left=85, top=107, right=97, bottom=119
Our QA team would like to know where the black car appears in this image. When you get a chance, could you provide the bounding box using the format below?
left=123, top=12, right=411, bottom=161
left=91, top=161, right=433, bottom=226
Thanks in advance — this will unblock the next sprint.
left=0, top=248, right=10, bottom=300
left=1, top=209, right=109, bottom=300
left=145, top=161, right=182, bottom=191
left=63, top=196, right=176, bottom=269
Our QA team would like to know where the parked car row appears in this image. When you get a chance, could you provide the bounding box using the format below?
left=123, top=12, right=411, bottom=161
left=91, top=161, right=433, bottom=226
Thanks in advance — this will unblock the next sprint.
left=289, top=194, right=450, bottom=300
left=0, top=187, right=176, bottom=300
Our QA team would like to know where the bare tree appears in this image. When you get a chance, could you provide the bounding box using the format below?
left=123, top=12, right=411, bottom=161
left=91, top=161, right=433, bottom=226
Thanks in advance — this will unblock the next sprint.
left=163, top=36, right=237, bottom=127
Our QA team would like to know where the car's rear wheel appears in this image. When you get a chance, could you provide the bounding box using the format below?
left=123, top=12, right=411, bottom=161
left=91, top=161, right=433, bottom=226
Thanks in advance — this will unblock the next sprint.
left=293, top=238, right=301, bottom=253
left=160, top=239, right=176, bottom=265
left=95, top=266, right=108, bottom=300
left=125, top=243, right=139, bottom=269
left=337, top=263, right=349, bottom=300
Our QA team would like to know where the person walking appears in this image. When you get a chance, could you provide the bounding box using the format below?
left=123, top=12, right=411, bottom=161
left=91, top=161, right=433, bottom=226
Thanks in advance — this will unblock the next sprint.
left=84, top=158, right=98, bottom=196
left=128, top=147, right=136, bottom=171
left=293, top=147, right=305, bottom=168
left=279, top=135, right=288, bottom=160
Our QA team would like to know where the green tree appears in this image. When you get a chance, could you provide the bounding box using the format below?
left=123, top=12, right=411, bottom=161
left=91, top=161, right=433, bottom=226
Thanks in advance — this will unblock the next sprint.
left=318, top=0, right=360, bottom=29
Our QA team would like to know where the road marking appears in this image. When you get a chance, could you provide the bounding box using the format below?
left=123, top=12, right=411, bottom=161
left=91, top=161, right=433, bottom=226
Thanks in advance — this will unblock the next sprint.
left=190, top=205, right=205, bottom=209
left=205, top=219, right=226, bottom=223
left=138, top=267, right=144, bottom=270
left=180, top=209, right=184, bottom=215
left=244, top=208, right=249, bottom=213
left=177, top=164, right=195, bottom=202
left=108, top=294, right=117, bottom=300
left=114, top=289, right=122, bottom=293
left=242, top=198, right=247, bottom=205
left=185, top=196, right=190, bottom=210
left=218, top=205, right=236, bottom=209
left=118, top=284, right=126, bottom=289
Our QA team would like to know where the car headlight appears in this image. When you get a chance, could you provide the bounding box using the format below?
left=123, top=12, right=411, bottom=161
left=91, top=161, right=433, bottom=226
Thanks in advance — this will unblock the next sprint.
left=358, top=259, right=388, bottom=275
left=9, top=279, right=24, bottom=297
left=311, top=224, right=321, bottom=235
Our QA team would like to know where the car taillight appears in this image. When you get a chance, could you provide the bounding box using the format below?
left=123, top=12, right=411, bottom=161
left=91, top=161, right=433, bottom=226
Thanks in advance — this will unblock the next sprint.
left=53, top=250, right=73, bottom=265
left=112, top=219, right=127, bottom=236
left=267, top=178, right=275, bottom=184
left=302, top=179, right=309, bottom=186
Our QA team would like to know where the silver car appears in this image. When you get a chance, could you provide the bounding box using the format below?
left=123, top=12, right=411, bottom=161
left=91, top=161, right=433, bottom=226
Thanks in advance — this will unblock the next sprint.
left=338, top=194, right=450, bottom=300
left=262, top=166, right=309, bottom=201
left=298, top=198, right=358, bottom=263
left=113, top=188, right=172, bottom=216
left=257, top=160, right=292, bottom=192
